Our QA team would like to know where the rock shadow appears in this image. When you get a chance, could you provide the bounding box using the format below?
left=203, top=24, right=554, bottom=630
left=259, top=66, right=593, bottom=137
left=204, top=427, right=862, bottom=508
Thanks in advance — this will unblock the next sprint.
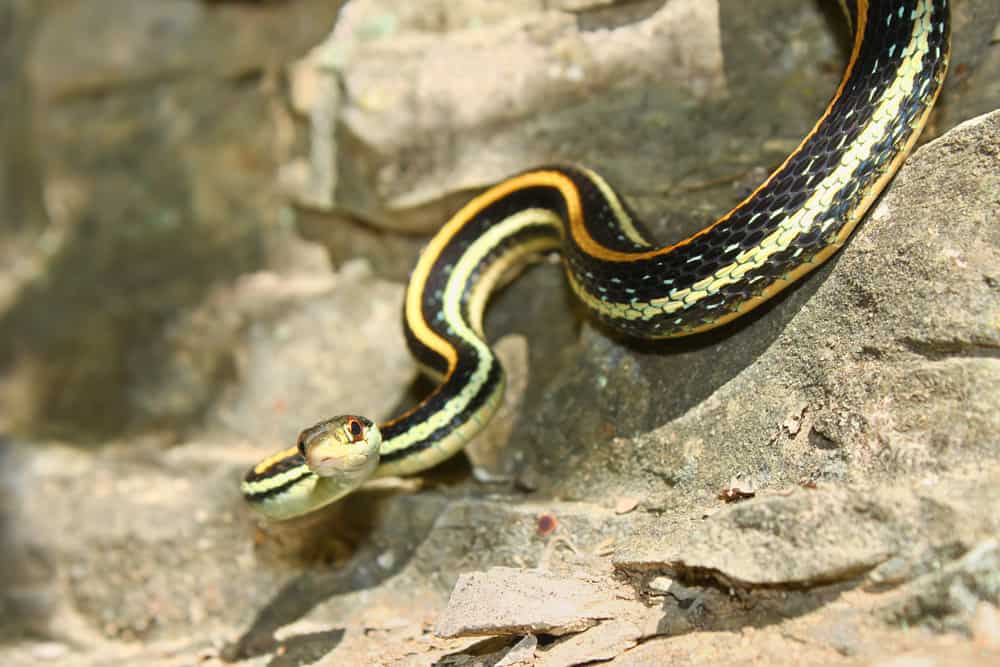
left=223, top=489, right=448, bottom=663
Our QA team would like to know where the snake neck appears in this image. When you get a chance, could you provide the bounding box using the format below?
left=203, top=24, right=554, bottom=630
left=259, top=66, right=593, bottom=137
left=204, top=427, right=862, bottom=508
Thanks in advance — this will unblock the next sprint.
left=376, top=209, right=561, bottom=476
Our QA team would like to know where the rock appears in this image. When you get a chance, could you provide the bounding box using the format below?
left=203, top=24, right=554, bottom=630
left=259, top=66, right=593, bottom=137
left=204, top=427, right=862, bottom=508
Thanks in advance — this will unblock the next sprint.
left=435, top=567, right=626, bottom=637
left=616, top=473, right=1000, bottom=590
left=616, top=487, right=900, bottom=587
left=610, top=634, right=1000, bottom=667
left=880, top=540, right=1000, bottom=633
left=286, top=0, right=725, bottom=230
left=464, top=335, right=530, bottom=482
left=28, top=0, right=344, bottom=99
left=0, top=444, right=57, bottom=640
left=29, top=642, right=69, bottom=661
left=536, top=619, right=641, bottom=666
left=204, top=263, right=413, bottom=447
left=1, top=0, right=345, bottom=440
left=871, top=647, right=1000, bottom=667
left=613, top=496, right=641, bottom=515
left=0, top=0, right=49, bottom=317
left=972, top=602, right=1000, bottom=649
left=496, top=634, right=537, bottom=666
left=408, top=498, right=647, bottom=590
left=519, top=109, right=1000, bottom=513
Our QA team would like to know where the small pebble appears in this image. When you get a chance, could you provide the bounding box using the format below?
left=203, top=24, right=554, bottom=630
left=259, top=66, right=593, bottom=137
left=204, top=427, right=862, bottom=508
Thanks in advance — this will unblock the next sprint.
left=31, top=642, right=68, bottom=661
left=614, top=496, right=640, bottom=514
left=497, top=634, right=537, bottom=666
left=376, top=549, right=395, bottom=570
left=973, top=602, right=1000, bottom=648
left=648, top=576, right=673, bottom=593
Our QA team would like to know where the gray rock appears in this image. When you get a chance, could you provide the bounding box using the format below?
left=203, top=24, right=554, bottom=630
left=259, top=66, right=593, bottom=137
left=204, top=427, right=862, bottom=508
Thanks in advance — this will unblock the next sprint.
left=497, top=634, right=537, bottom=667
left=614, top=485, right=975, bottom=588
left=0, top=0, right=345, bottom=440
left=880, top=540, right=1000, bottom=633
left=288, top=0, right=726, bottom=231
left=205, top=262, right=413, bottom=447
left=518, top=109, right=1000, bottom=512
left=0, top=444, right=56, bottom=640
left=535, top=619, right=641, bottom=666
left=435, top=567, right=619, bottom=637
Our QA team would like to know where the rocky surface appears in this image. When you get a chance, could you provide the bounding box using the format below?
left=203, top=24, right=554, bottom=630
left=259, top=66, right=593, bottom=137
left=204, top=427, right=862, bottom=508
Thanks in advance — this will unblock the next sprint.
left=0, top=0, right=348, bottom=439
left=0, top=0, right=998, bottom=666
left=283, top=0, right=726, bottom=230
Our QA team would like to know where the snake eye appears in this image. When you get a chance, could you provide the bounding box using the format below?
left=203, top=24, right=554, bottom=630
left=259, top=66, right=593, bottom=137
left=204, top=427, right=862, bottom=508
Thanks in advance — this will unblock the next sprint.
left=296, top=434, right=308, bottom=458
left=347, top=418, right=364, bottom=442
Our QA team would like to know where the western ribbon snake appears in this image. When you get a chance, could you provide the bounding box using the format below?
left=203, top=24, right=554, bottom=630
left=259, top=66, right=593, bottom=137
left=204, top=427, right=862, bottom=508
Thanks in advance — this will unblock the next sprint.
left=243, top=0, right=950, bottom=520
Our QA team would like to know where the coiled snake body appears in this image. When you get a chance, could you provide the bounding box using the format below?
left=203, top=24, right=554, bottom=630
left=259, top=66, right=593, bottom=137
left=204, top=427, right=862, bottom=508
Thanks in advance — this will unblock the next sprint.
left=243, top=0, right=950, bottom=520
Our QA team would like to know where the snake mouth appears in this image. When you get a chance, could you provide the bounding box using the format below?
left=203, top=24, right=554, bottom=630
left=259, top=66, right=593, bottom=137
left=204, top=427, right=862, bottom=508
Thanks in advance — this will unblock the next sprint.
left=331, top=456, right=369, bottom=471
left=312, top=453, right=373, bottom=476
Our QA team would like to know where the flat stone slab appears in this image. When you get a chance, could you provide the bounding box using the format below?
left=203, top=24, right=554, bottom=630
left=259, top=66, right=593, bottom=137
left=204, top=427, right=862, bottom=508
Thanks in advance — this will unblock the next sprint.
left=435, top=567, right=630, bottom=638
left=615, top=487, right=923, bottom=588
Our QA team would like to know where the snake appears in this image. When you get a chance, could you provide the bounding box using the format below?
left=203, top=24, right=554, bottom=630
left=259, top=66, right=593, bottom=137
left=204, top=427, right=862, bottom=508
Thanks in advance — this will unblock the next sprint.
left=242, top=0, right=950, bottom=520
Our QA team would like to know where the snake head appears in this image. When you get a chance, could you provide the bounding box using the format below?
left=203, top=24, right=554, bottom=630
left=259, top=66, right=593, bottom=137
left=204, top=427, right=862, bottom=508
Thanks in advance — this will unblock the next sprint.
left=297, top=415, right=382, bottom=478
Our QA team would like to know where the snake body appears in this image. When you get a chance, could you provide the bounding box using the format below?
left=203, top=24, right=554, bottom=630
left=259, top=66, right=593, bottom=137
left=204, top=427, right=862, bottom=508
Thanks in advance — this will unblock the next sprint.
left=243, top=0, right=950, bottom=520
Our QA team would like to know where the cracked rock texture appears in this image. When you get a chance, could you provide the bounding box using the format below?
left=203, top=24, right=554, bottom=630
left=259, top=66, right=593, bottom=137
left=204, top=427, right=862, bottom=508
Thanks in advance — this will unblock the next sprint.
left=0, top=0, right=998, bottom=666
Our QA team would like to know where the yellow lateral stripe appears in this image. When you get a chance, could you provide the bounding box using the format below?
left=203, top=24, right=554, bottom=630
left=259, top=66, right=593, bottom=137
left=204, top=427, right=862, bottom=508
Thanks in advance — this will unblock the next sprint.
left=242, top=462, right=311, bottom=495
left=402, top=171, right=583, bottom=379
left=465, top=227, right=561, bottom=339
left=577, top=166, right=651, bottom=247
left=565, top=0, right=870, bottom=264
left=573, top=0, right=934, bottom=325
left=382, top=209, right=562, bottom=457
left=252, top=446, right=300, bottom=475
